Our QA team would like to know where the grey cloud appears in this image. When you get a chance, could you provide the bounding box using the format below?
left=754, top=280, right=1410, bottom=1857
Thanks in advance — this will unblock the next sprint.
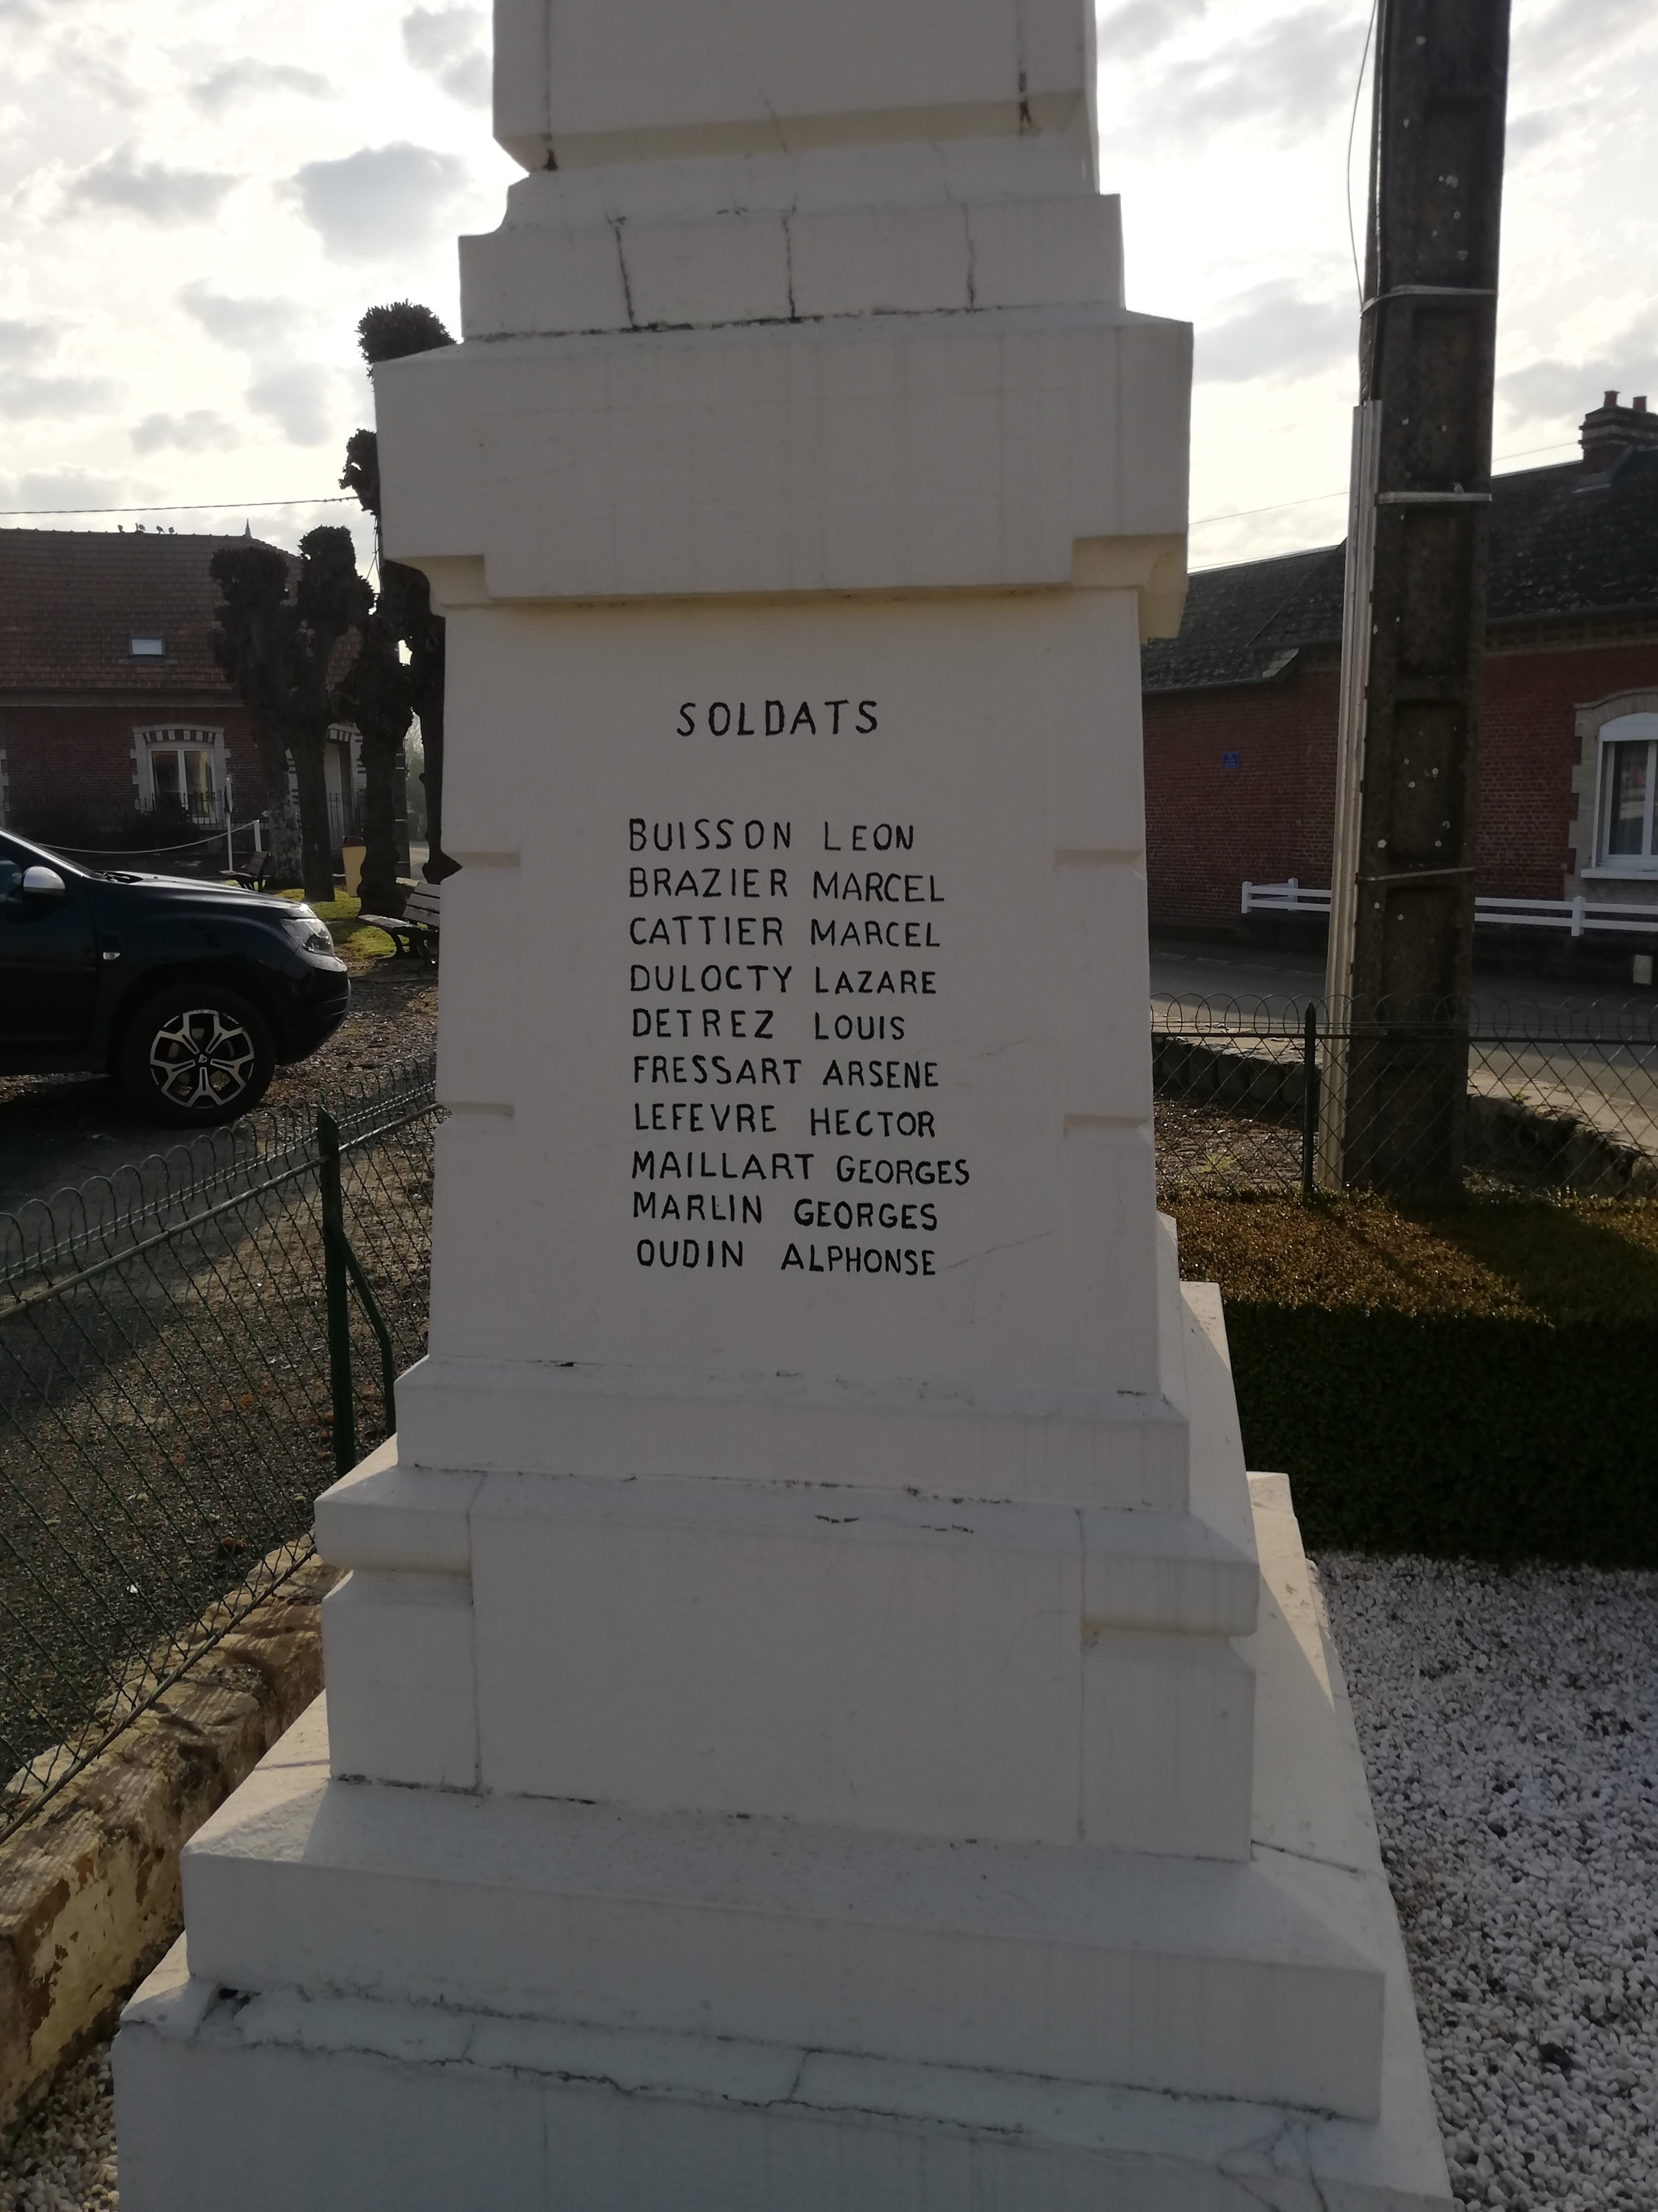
left=0, top=469, right=126, bottom=515
left=402, top=7, right=490, bottom=104
left=1197, top=281, right=1353, bottom=385
left=1519, top=0, right=1649, bottom=72
left=1500, top=335, right=1657, bottom=432
left=66, top=145, right=235, bottom=225
left=1097, top=0, right=1206, bottom=63
left=1504, top=110, right=1563, bottom=162
left=0, top=372, right=120, bottom=419
left=1142, top=6, right=1368, bottom=144
left=179, top=282, right=307, bottom=356
left=130, top=409, right=238, bottom=455
left=246, top=364, right=335, bottom=446
left=290, top=142, right=467, bottom=258
left=190, top=59, right=332, bottom=116
left=0, top=318, right=57, bottom=366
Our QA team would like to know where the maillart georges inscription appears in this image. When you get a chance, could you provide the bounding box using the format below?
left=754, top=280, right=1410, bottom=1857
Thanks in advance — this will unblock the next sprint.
left=630, top=700, right=965, bottom=1278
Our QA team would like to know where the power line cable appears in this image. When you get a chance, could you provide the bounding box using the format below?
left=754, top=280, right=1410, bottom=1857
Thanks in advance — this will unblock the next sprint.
left=1345, top=0, right=1382, bottom=308
left=0, top=495, right=356, bottom=519
left=1190, top=437, right=1581, bottom=531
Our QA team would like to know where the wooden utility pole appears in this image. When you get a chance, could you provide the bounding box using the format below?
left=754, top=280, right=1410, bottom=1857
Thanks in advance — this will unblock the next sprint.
left=1322, top=0, right=1511, bottom=1190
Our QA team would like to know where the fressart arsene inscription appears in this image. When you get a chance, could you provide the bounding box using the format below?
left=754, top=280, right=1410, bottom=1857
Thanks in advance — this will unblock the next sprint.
left=628, top=702, right=963, bottom=1278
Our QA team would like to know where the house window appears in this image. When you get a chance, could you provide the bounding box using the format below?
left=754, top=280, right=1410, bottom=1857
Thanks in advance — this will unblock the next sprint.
left=135, top=726, right=226, bottom=826
left=1596, top=714, right=1658, bottom=871
left=130, top=634, right=165, bottom=657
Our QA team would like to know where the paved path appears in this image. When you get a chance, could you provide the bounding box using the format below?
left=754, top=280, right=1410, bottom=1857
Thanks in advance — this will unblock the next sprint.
left=1150, top=936, right=1658, bottom=1030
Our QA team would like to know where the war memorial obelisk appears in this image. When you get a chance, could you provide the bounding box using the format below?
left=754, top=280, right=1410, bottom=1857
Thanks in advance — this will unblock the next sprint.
left=115, top=3, right=1450, bottom=2202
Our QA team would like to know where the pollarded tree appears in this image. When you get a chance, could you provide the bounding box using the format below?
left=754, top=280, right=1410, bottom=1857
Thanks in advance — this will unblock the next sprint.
left=334, top=607, right=415, bottom=917
left=213, top=531, right=372, bottom=902
left=209, top=539, right=303, bottom=887
left=346, top=300, right=458, bottom=885
left=290, top=527, right=373, bottom=902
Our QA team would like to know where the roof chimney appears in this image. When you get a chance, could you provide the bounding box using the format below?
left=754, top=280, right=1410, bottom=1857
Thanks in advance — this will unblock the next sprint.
left=1580, top=390, right=1658, bottom=477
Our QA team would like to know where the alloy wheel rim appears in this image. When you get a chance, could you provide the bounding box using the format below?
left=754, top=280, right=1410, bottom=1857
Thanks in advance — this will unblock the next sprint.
left=149, top=1009, right=257, bottom=1111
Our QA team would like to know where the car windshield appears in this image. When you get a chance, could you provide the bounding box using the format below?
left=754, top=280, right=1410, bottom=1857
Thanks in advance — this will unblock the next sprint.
left=0, top=830, right=94, bottom=882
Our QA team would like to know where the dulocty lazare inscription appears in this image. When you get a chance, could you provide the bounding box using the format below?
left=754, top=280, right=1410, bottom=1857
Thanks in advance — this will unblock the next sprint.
left=629, top=698, right=969, bottom=1280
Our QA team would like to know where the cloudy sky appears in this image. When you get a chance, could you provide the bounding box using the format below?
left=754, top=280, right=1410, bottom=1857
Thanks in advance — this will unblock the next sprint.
left=1, top=0, right=1653, bottom=572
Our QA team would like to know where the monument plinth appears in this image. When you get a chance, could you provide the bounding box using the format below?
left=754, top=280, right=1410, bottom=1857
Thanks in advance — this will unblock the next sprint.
left=114, top=3, right=1450, bottom=2203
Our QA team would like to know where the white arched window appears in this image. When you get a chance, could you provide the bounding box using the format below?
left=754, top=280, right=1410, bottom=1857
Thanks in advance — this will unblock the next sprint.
left=135, top=725, right=226, bottom=825
left=1594, top=713, right=1658, bottom=873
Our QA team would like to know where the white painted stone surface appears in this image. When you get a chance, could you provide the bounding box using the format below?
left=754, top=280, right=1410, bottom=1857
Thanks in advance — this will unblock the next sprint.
left=114, top=1479, right=1450, bottom=2209
left=114, top=0, right=1446, bottom=2200
left=492, top=0, right=1097, bottom=174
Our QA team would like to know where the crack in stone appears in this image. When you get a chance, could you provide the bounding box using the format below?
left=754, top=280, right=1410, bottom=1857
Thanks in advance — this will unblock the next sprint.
left=609, top=217, right=637, bottom=329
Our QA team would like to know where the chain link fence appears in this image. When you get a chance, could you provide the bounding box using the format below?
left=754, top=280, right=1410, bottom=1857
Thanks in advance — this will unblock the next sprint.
left=1154, top=998, right=1658, bottom=1199
left=0, top=1058, right=437, bottom=1840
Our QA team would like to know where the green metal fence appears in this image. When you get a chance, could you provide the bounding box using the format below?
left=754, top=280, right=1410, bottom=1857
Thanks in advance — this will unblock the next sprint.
left=0, top=1059, right=437, bottom=1840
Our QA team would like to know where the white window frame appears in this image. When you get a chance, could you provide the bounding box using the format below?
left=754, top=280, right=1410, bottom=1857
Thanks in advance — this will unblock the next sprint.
left=1590, top=713, right=1658, bottom=878
left=134, top=725, right=227, bottom=823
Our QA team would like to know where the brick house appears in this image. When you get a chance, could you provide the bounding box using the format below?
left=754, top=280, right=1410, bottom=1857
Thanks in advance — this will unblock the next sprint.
left=1142, top=396, right=1658, bottom=937
left=0, top=527, right=380, bottom=868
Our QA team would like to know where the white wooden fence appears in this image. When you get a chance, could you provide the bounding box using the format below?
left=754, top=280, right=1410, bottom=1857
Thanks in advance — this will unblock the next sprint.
left=1241, top=881, right=1658, bottom=939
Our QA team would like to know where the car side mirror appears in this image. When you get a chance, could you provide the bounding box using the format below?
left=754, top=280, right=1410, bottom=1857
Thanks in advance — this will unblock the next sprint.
left=21, top=866, right=67, bottom=900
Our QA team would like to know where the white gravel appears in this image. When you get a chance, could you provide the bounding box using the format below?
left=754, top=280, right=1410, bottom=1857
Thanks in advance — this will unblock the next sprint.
left=1321, top=1555, right=1658, bottom=2212
left=0, top=2044, right=116, bottom=2212
left=4, top=1557, right=1654, bottom=2210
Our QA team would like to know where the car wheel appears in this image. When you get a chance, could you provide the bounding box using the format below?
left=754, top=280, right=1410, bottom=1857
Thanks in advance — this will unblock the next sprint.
left=116, top=986, right=276, bottom=1126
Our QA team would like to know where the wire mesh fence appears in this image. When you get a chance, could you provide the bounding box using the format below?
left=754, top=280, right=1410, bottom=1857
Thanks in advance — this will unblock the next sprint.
left=1154, top=998, right=1658, bottom=1200
left=0, top=1057, right=437, bottom=1840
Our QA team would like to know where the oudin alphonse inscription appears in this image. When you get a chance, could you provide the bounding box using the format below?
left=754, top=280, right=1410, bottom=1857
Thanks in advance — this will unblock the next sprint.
left=629, top=699, right=968, bottom=1277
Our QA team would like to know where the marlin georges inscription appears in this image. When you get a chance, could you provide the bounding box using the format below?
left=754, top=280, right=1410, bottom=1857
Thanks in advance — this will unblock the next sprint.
left=628, top=736, right=967, bottom=1278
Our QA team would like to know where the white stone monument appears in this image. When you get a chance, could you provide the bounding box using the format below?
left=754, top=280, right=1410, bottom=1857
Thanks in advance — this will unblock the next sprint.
left=115, top=3, right=1449, bottom=2203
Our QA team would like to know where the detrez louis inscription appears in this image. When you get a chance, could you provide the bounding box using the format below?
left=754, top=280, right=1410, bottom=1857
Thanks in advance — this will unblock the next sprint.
left=630, top=698, right=967, bottom=1278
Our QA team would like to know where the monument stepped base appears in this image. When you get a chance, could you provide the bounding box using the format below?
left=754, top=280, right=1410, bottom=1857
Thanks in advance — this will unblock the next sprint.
left=114, top=1478, right=1449, bottom=2211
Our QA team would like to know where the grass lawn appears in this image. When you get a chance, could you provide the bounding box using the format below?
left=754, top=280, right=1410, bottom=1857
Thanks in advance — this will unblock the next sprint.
left=1170, top=1193, right=1658, bottom=1565
left=272, top=888, right=397, bottom=961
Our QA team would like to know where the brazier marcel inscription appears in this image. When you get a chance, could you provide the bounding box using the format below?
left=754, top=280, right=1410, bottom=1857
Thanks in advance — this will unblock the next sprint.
left=627, top=697, right=966, bottom=1276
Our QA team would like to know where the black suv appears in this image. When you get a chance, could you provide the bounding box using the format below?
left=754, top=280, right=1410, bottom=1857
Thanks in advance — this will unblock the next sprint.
left=0, top=831, right=350, bottom=1125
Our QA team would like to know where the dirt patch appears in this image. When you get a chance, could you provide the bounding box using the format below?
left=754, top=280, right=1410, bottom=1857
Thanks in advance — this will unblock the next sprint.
left=263, top=957, right=437, bottom=1107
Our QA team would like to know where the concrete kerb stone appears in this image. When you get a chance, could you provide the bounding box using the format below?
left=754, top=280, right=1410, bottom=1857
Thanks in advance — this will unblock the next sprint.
left=0, top=1548, right=338, bottom=2137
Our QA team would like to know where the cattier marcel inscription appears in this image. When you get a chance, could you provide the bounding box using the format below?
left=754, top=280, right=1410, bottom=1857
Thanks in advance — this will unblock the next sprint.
left=627, top=712, right=962, bottom=1274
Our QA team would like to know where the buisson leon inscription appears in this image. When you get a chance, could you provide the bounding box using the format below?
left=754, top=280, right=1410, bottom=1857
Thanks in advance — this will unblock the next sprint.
left=628, top=729, right=962, bottom=1278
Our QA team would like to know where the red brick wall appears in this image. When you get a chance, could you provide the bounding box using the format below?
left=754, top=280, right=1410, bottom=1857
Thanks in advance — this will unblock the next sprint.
left=0, top=694, right=266, bottom=840
left=1478, top=640, right=1658, bottom=896
left=1144, top=662, right=1341, bottom=930
left=1144, top=636, right=1658, bottom=929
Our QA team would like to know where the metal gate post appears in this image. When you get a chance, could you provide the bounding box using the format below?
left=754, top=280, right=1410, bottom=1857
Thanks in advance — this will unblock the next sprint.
left=1301, top=1004, right=1320, bottom=1202
left=318, top=1107, right=357, bottom=1480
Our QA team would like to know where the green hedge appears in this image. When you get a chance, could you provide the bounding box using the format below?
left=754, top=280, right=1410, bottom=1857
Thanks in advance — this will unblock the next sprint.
left=1224, top=1306, right=1658, bottom=1566
left=1169, top=1195, right=1658, bottom=1566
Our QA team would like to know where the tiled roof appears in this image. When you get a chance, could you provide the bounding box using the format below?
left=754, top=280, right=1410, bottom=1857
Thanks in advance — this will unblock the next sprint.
left=1140, top=545, right=1345, bottom=693
left=0, top=527, right=279, bottom=694
left=1145, top=446, right=1658, bottom=694
left=1487, top=447, right=1658, bottom=624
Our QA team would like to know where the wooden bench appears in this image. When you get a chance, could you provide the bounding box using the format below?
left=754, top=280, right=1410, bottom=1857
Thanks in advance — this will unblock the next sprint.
left=358, top=881, right=441, bottom=963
